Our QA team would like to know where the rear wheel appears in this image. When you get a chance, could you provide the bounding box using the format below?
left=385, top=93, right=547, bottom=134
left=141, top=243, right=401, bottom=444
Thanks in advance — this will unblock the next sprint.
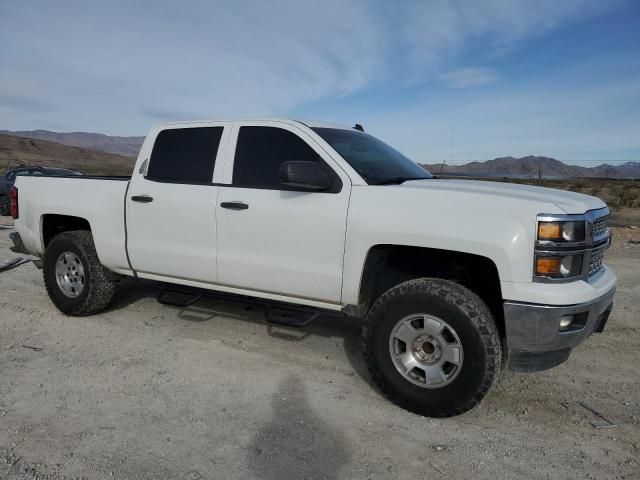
left=363, top=278, right=501, bottom=417
left=0, top=195, right=9, bottom=216
left=43, top=230, right=117, bottom=316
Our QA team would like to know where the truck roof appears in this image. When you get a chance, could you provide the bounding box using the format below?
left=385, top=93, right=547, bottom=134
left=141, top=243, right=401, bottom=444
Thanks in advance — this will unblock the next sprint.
left=152, top=118, right=355, bottom=131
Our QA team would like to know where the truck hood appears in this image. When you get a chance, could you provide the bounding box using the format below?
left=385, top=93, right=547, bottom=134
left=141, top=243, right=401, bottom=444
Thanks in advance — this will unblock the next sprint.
left=400, top=179, right=605, bottom=214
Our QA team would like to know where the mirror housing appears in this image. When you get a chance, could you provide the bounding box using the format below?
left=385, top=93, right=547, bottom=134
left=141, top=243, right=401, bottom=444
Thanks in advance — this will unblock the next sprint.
left=279, top=161, right=333, bottom=191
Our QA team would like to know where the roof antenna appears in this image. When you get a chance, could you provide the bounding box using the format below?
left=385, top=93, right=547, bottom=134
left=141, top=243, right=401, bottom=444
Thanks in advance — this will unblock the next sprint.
left=354, top=123, right=364, bottom=132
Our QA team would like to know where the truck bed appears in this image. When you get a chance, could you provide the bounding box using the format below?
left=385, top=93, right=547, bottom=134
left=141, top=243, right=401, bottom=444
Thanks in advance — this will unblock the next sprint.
left=13, top=175, right=133, bottom=275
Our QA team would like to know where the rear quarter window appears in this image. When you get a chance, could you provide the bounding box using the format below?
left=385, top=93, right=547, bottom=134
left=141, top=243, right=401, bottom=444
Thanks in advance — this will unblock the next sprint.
left=147, top=127, right=223, bottom=184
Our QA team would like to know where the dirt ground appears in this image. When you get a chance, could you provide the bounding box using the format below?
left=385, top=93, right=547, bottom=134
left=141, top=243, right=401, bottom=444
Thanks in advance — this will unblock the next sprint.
left=1, top=220, right=638, bottom=480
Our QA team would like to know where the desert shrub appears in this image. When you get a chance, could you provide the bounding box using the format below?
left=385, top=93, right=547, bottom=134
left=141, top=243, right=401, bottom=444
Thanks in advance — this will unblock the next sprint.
left=616, top=183, right=640, bottom=208
left=567, top=180, right=587, bottom=193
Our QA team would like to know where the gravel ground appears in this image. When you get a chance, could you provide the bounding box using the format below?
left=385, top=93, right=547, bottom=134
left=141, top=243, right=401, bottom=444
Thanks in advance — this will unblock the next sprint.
left=0, top=220, right=638, bottom=479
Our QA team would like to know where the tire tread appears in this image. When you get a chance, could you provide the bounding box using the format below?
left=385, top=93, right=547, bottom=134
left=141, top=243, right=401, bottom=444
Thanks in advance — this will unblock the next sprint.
left=362, top=278, right=501, bottom=417
left=44, top=230, right=116, bottom=316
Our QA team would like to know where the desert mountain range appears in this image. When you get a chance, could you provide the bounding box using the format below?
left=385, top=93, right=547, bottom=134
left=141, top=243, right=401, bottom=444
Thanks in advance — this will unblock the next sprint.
left=1, top=130, right=638, bottom=178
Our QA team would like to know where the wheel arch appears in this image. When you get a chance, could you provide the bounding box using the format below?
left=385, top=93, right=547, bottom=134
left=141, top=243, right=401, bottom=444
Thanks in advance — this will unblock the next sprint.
left=41, top=214, right=92, bottom=249
left=354, top=244, right=505, bottom=337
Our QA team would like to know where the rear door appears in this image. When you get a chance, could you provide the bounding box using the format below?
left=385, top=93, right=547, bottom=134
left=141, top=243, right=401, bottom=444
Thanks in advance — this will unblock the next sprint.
left=215, top=121, right=351, bottom=303
left=126, top=124, right=229, bottom=283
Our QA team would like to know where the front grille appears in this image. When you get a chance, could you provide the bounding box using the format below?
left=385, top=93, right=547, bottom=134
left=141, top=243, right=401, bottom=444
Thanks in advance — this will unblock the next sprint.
left=589, top=248, right=605, bottom=276
left=592, top=215, right=609, bottom=241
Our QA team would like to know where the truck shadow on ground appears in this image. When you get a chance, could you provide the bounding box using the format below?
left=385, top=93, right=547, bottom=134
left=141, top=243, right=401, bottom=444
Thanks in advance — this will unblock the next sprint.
left=108, top=280, right=373, bottom=389
left=247, top=375, right=353, bottom=480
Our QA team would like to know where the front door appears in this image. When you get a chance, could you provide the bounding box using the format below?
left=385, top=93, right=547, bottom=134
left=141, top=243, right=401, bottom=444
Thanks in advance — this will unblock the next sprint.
left=216, top=122, right=350, bottom=303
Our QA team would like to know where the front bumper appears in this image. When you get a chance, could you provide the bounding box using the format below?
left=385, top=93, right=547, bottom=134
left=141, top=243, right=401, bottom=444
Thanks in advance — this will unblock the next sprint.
left=503, top=288, right=615, bottom=372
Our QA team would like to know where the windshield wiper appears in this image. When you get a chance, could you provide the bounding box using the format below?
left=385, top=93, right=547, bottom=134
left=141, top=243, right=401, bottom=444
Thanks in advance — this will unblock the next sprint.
left=371, top=176, right=431, bottom=185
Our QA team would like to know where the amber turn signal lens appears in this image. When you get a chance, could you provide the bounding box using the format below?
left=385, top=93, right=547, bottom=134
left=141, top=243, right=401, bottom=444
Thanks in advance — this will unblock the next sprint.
left=536, top=257, right=561, bottom=275
left=538, top=222, right=562, bottom=240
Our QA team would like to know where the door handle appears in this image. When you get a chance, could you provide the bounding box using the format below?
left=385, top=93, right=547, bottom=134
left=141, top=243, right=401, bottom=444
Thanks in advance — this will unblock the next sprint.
left=131, top=195, right=154, bottom=203
left=220, top=201, right=249, bottom=210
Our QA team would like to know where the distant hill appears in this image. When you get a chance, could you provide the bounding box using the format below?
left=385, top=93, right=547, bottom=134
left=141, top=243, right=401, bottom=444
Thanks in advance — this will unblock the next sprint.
left=0, top=129, right=144, bottom=157
left=0, top=133, right=135, bottom=176
left=423, top=156, right=640, bottom=179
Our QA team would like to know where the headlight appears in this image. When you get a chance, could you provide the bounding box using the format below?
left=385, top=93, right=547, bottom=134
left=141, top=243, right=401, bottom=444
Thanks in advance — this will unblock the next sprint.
left=534, top=208, right=611, bottom=282
left=538, top=221, right=585, bottom=243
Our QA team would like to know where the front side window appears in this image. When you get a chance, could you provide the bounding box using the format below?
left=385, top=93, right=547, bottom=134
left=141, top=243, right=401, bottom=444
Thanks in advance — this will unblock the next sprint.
left=147, top=127, right=223, bottom=184
left=312, top=128, right=432, bottom=185
left=233, top=126, right=325, bottom=190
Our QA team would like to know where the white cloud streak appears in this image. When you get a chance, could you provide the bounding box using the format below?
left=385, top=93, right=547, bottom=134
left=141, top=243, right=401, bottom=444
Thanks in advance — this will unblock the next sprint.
left=438, top=67, right=500, bottom=88
left=0, top=0, right=384, bottom=132
left=399, top=0, right=619, bottom=81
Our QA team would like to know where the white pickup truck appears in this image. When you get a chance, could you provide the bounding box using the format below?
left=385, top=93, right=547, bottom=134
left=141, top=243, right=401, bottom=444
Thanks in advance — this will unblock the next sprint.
left=9, top=118, right=616, bottom=417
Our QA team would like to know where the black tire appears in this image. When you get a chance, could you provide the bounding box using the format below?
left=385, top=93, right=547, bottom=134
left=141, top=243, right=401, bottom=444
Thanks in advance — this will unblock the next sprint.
left=0, top=195, right=9, bottom=216
left=43, top=230, right=117, bottom=316
left=363, top=278, right=501, bottom=417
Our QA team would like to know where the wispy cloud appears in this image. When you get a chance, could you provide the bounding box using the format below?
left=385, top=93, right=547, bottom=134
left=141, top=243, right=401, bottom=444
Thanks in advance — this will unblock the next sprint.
left=397, top=0, right=622, bottom=81
left=0, top=0, right=384, bottom=132
left=438, top=67, right=500, bottom=88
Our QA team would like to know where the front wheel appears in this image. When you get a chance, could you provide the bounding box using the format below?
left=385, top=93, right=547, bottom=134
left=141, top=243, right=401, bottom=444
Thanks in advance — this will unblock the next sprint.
left=363, top=278, right=501, bottom=417
left=43, top=230, right=117, bottom=316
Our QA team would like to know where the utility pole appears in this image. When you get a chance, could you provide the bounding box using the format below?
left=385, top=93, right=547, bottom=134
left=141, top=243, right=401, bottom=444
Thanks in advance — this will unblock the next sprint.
left=538, top=166, right=542, bottom=185
left=440, top=125, right=454, bottom=176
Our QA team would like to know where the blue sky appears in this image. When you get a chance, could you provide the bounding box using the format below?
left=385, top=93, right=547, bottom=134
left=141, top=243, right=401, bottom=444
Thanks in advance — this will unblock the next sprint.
left=1, top=0, right=638, bottom=164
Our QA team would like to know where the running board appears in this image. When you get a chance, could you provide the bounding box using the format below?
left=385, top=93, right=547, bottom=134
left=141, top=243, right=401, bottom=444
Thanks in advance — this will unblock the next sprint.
left=266, top=306, right=319, bottom=327
left=157, top=290, right=202, bottom=307
left=151, top=282, right=333, bottom=326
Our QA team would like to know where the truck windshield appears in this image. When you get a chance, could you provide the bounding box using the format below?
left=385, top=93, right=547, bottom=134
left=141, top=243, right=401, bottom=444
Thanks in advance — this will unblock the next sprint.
left=312, top=127, right=433, bottom=185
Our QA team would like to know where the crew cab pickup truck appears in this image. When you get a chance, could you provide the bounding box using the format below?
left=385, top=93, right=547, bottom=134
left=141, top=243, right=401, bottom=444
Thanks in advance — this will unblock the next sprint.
left=9, top=118, right=616, bottom=417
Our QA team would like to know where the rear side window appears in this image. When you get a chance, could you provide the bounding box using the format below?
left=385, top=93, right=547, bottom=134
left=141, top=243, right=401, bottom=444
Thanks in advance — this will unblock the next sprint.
left=147, top=127, right=223, bottom=183
left=233, top=126, right=322, bottom=189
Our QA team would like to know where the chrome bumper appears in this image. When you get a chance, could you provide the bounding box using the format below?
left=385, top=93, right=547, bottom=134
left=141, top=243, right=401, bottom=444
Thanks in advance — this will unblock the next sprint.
left=503, top=288, right=615, bottom=372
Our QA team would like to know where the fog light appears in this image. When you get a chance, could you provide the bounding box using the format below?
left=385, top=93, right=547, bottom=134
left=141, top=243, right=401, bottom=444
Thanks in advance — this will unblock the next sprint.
left=560, top=256, right=574, bottom=276
left=535, top=254, right=584, bottom=278
left=560, top=315, right=574, bottom=329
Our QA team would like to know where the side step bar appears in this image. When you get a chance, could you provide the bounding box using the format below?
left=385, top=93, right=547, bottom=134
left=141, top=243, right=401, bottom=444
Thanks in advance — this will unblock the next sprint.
left=155, top=285, right=337, bottom=327
left=157, top=290, right=202, bottom=307
left=266, top=306, right=319, bottom=327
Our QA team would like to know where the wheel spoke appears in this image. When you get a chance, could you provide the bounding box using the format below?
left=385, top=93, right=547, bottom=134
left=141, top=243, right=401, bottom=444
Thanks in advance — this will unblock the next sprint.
left=392, top=321, right=417, bottom=345
left=422, top=316, right=443, bottom=336
left=424, top=364, right=447, bottom=385
left=394, top=352, right=420, bottom=373
left=441, top=343, right=462, bottom=365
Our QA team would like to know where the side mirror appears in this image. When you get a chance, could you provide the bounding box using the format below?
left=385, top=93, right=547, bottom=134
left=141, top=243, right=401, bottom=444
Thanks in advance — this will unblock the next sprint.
left=279, top=161, right=333, bottom=191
